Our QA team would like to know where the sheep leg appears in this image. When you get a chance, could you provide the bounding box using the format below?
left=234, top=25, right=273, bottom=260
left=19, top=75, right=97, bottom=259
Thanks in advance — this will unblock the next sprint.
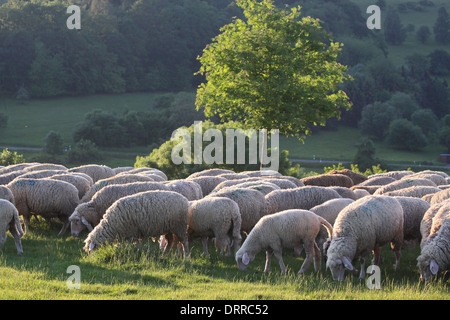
left=9, top=225, right=23, bottom=255
left=391, top=238, right=402, bottom=271
left=313, top=242, right=321, bottom=272
left=273, top=250, right=286, bottom=275
left=58, top=220, right=69, bottom=236
left=372, top=247, right=381, bottom=265
left=264, top=250, right=273, bottom=272
left=201, top=236, right=209, bottom=256
left=359, top=256, right=366, bottom=279
left=0, top=232, right=6, bottom=250
left=298, top=241, right=314, bottom=274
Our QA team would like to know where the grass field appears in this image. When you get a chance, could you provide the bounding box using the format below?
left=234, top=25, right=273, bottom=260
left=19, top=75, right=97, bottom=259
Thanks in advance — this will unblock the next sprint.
left=0, top=219, right=448, bottom=300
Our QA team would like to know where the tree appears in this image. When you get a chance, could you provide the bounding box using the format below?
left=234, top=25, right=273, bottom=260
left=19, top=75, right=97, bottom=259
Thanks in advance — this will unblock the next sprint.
left=195, top=0, right=351, bottom=145
left=43, top=130, right=64, bottom=155
left=384, top=9, right=407, bottom=45
left=358, top=101, right=399, bottom=140
left=416, top=25, right=431, bottom=44
left=387, top=119, right=428, bottom=151
left=428, top=49, right=450, bottom=76
left=434, top=7, right=450, bottom=44
left=352, top=138, right=385, bottom=172
left=0, top=148, right=25, bottom=166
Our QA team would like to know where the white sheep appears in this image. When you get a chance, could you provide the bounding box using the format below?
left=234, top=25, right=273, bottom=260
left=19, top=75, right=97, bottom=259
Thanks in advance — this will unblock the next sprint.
left=120, top=167, right=168, bottom=181
left=188, top=197, right=242, bottom=256
left=325, top=195, right=404, bottom=281
left=0, top=185, right=14, bottom=204
left=383, top=186, right=442, bottom=198
left=187, top=168, right=236, bottom=179
left=310, top=198, right=355, bottom=249
left=7, top=178, right=80, bottom=235
left=0, top=199, right=24, bottom=254
left=23, top=163, right=68, bottom=172
left=68, top=164, right=115, bottom=183
left=186, top=176, right=227, bottom=196
left=70, top=181, right=170, bottom=236
left=235, top=209, right=333, bottom=274
left=417, top=217, right=450, bottom=281
left=429, top=188, right=450, bottom=205
left=265, top=186, right=342, bottom=215
left=393, top=197, right=430, bottom=244
left=373, top=178, right=437, bottom=195
left=47, top=173, right=92, bottom=199
left=419, top=200, right=450, bottom=248
left=164, top=179, right=203, bottom=201
left=206, top=187, right=267, bottom=234
left=84, top=190, right=190, bottom=258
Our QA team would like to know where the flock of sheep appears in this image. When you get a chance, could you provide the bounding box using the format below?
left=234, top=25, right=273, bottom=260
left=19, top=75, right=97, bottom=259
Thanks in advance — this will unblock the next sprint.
left=0, top=162, right=449, bottom=283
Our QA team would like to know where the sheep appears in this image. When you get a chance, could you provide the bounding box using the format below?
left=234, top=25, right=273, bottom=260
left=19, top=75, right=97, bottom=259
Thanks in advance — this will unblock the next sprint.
left=417, top=217, right=450, bottom=281
left=327, top=187, right=357, bottom=200
left=405, top=172, right=447, bottom=185
left=186, top=176, right=227, bottom=196
left=352, top=189, right=371, bottom=199
left=120, top=167, right=168, bottom=181
left=228, top=181, right=280, bottom=195
left=240, top=170, right=282, bottom=177
left=383, top=186, right=442, bottom=198
left=369, top=170, right=414, bottom=180
left=83, top=190, right=190, bottom=258
left=0, top=171, right=26, bottom=185
left=327, top=169, right=368, bottom=185
left=188, top=197, right=242, bottom=256
left=211, top=177, right=263, bottom=193
left=310, top=198, right=355, bottom=249
left=68, top=164, right=115, bottom=183
left=392, top=197, right=430, bottom=244
left=429, top=188, right=450, bottom=205
left=301, top=174, right=354, bottom=188
left=262, top=175, right=305, bottom=187
left=350, top=185, right=380, bottom=195
left=258, top=178, right=297, bottom=189
left=265, top=186, right=342, bottom=215
left=0, top=163, right=35, bottom=175
left=80, top=174, right=156, bottom=202
left=23, top=163, right=68, bottom=172
left=187, top=168, right=236, bottom=179
left=356, top=176, right=396, bottom=187
left=421, top=201, right=450, bottom=247
left=373, top=178, right=437, bottom=195
left=207, top=187, right=267, bottom=234
left=0, top=185, right=14, bottom=204
left=7, top=178, right=80, bottom=235
left=111, top=166, right=134, bottom=175
left=420, top=200, right=450, bottom=248
left=235, top=209, right=333, bottom=274
left=47, top=174, right=92, bottom=199
left=325, top=195, right=404, bottom=281
left=164, top=179, right=203, bottom=201
left=12, top=169, right=68, bottom=180
left=0, top=199, right=24, bottom=254
left=217, top=173, right=250, bottom=180
left=70, top=181, right=170, bottom=237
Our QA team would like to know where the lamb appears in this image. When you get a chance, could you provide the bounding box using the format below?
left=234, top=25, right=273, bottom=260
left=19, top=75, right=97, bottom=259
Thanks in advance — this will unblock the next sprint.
left=301, top=174, right=354, bottom=188
left=7, top=178, right=80, bottom=235
left=0, top=199, right=24, bottom=254
left=68, top=164, right=115, bottom=183
left=310, top=198, right=355, bottom=249
left=164, top=180, right=203, bottom=201
left=83, top=190, right=190, bottom=258
left=417, top=217, right=450, bottom=281
left=70, top=181, right=170, bottom=236
left=188, top=197, right=242, bottom=256
left=325, top=195, right=404, bottom=281
left=207, top=187, right=267, bottom=234
left=235, top=209, right=333, bottom=274
left=265, top=186, right=342, bottom=215
left=383, top=186, right=441, bottom=198
left=0, top=185, right=14, bottom=204
left=80, top=174, right=156, bottom=202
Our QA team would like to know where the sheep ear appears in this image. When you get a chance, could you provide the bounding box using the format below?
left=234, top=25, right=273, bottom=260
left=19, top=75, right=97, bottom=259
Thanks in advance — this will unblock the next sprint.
left=342, top=256, right=354, bottom=271
left=88, top=242, right=95, bottom=251
left=81, top=216, right=93, bottom=232
left=430, top=260, right=439, bottom=275
left=242, top=252, right=250, bottom=266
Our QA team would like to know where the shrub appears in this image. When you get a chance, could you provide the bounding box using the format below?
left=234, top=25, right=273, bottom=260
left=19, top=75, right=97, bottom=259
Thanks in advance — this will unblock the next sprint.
left=359, top=101, right=399, bottom=140
left=0, top=149, right=25, bottom=166
left=387, top=119, right=428, bottom=151
left=352, top=137, right=387, bottom=171
left=67, top=139, right=102, bottom=164
left=43, top=131, right=64, bottom=155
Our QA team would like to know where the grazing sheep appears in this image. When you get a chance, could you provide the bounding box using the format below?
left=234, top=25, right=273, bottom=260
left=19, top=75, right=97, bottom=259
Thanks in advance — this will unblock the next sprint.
left=350, top=185, right=380, bottom=195
left=211, top=177, right=263, bottom=193
left=14, top=170, right=68, bottom=180
left=310, top=198, right=355, bottom=249
left=47, top=174, right=92, bottom=199
left=240, top=170, right=282, bottom=177
left=187, top=168, right=236, bottom=179
left=352, top=189, right=371, bottom=199
left=383, top=186, right=441, bottom=198
left=0, top=163, right=36, bottom=175
left=393, top=197, right=430, bottom=243
left=164, top=180, right=203, bottom=201
left=111, top=166, right=134, bottom=175
left=356, top=176, right=396, bottom=187
left=327, top=187, right=357, bottom=200
left=421, top=201, right=450, bottom=246
left=7, top=178, right=80, bottom=235
left=217, top=173, right=250, bottom=180
left=23, top=163, right=68, bottom=172
left=207, top=187, right=267, bottom=234
left=325, top=196, right=404, bottom=281
left=420, top=200, right=450, bottom=248
left=0, top=199, right=24, bottom=254
left=81, top=174, right=156, bottom=202
left=188, top=197, right=242, bottom=256
left=258, top=178, right=297, bottom=189
left=301, top=174, right=354, bottom=188
left=69, top=164, right=115, bottom=183
left=429, top=188, right=450, bottom=205
left=374, top=178, right=437, bottom=195
left=0, top=185, right=14, bottom=204
left=70, top=181, right=170, bottom=236
left=186, top=176, right=227, bottom=196
left=417, top=217, right=450, bottom=281
left=84, top=190, right=190, bottom=258
left=326, top=169, right=368, bottom=185
left=405, top=172, right=447, bottom=185
left=0, top=171, right=26, bottom=185
left=369, top=170, right=414, bottom=180
left=235, top=209, right=333, bottom=274
left=228, top=181, right=280, bottom=195
left=265, top=186, right=342, bottom=215
left=121, top=167, right=168, bottom=181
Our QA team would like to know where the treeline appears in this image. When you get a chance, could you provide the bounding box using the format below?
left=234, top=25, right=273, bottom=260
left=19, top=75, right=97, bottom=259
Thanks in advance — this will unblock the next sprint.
left=0, top=0, right=369, bottom=98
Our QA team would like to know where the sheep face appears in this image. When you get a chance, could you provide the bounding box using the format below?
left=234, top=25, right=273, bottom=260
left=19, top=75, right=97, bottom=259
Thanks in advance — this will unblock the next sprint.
left=417, top=256, right=439, bottom=282
left=326, top=256, right=354, bottom=281
left=69, top=203, right=95, bottom=237
left=235, top=251, right=254, bottom=271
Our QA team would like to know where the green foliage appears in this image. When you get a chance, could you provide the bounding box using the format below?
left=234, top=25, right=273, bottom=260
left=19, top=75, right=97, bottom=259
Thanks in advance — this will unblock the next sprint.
left=387, top=118, right=428, bottom=151
left=195, top=0, right=352, bottom=140
left=359, top=101, right=399, bottom=140
left=0, top=112, right=7, bottom=128
left=43, top=130, right=64, bottom=156
left=67, top=139, right=102, bottom=164
left=323, top=163, right=387, bottom=177
left=438, top=126, right=450, bottom=153
left=411, top=108, right=438, bottom=138
left=434, top=6, right=450, bottom=44
left=384, top=8, right=407, bottom=45
left=135, top=120, right=294, bottom=179
left=416, top=25, right=431, bottom=44
left=428, top=50, right=450, bottom=76
left=352, top=138, right=386, bottom=172
left=0, top=148, right=25, bottom=166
